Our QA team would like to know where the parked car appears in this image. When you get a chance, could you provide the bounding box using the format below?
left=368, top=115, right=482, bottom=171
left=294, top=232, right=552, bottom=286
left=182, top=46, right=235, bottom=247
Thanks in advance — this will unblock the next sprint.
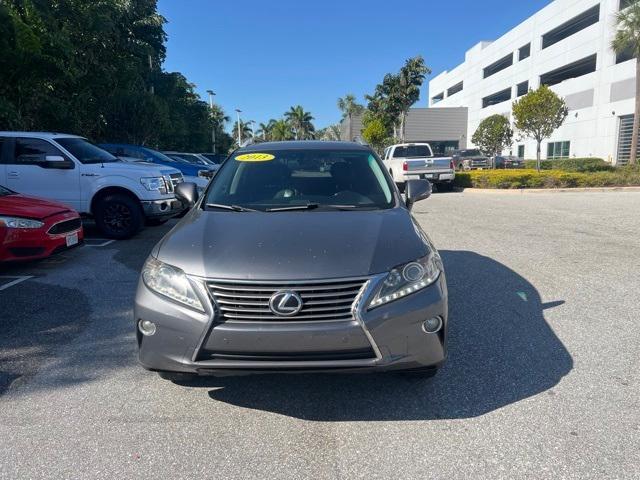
left=135, top=141, right=448, bottom=381
left=163, top=152, right=219, bottom=179
left=492, top=155, right=525, bottom=169
left=0, top=184, right=84, bottom=262
left=99, top=143, right=211, bottom=192
left=0, top=132, right=184, bottom=239
left=163, top=151, right=219, bottom=168
left=451, top=149, right=491, bottom=170
left=382, top=143, right=455, bottom=192
left=198, top=153, right=226, bottom=165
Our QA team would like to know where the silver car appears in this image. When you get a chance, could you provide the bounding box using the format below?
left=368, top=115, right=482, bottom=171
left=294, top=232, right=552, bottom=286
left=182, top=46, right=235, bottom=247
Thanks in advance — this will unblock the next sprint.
left=134, top=141, right=448, bottom=380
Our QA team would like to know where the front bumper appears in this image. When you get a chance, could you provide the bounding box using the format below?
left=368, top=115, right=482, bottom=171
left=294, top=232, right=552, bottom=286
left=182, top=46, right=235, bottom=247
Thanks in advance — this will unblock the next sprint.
left=141, top=198, right=185, bottom=218
left=0, top=221, right=84, bottom=262
left=134, top=273, right=448, bottom=376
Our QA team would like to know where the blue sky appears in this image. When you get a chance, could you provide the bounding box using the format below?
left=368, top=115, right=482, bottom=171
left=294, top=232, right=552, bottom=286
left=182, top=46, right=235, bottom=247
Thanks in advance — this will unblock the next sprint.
left=158, top=0, right=551, bottom=130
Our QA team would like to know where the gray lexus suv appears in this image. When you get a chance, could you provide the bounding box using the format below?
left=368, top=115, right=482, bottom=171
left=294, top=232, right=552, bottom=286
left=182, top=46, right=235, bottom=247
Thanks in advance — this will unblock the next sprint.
left=134, top=141, right=448, bottom=380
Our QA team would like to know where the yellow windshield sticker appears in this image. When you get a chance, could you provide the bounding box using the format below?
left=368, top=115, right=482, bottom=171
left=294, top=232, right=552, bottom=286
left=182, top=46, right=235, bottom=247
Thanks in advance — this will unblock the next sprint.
left=235, top=153, right=275, bottom=162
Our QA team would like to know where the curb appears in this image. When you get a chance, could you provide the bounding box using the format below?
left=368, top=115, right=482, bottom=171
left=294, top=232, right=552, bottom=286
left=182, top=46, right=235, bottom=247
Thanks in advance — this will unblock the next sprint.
left=458, top=186, right=640, bottom=194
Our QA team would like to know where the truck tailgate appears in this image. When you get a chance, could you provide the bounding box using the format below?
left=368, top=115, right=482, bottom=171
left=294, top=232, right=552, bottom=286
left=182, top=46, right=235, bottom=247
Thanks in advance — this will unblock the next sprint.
left=404, top=157, right=452, bottom=173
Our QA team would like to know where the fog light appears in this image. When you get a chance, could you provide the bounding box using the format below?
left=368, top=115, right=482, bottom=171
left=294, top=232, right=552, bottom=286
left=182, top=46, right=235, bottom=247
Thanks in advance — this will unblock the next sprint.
left=422, top=316, right=442, bottom=334
left=138, top=319, right=156, bottom=336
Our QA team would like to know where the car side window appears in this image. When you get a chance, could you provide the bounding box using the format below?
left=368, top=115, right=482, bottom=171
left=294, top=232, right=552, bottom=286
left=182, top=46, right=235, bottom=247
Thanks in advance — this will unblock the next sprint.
left=11, top=138, right=65, bottom=165
left=0, top=138, right=5, bottom=163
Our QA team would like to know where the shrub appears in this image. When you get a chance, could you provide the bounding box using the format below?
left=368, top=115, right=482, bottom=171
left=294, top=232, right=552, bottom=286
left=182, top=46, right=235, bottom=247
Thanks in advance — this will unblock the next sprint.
left=454, top=168, right=640, bottom=189
left=522, top=158, right=613, bottom=172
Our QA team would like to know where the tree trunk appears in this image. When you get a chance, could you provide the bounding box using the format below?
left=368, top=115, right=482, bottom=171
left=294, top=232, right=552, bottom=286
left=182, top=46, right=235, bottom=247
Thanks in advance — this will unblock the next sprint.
left=348, top=113, right=352, bottom=141
left=536, top=140, right=541, bottom=172
left=631, top=58, right=640, bottom=165
left=400, top=112, right=406, bottom=142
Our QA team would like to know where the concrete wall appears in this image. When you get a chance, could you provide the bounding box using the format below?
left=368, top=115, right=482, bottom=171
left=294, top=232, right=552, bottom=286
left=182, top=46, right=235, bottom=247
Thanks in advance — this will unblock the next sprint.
left=429, top=0, right=635, bottom=163
left=340, top=107, right=468, bottom=147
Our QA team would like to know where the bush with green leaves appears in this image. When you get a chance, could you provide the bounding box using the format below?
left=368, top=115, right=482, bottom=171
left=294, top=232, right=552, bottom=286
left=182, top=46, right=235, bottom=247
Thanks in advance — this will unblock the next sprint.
left=522, top=158, right=613, bottom=172
left=454, top=166, right=640, bottom=189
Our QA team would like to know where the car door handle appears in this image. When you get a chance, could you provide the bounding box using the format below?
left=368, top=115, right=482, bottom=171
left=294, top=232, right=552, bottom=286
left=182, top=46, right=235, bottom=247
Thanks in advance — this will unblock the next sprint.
left=8, top=171, right=19, bottom=178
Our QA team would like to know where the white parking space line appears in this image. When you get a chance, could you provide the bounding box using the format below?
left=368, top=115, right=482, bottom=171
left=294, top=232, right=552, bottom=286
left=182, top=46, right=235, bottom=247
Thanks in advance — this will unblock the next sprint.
left=0, top=276, right=34, bottom=291
left=85, top=239, right=116, bottom=247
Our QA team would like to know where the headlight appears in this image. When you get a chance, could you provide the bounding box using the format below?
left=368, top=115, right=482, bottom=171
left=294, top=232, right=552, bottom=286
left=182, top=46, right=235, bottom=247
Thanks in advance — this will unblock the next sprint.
left=141, top=257, right=204, bottom=312
left=0, top=216, right=44, bottom=229
left=368, top=252, right=443, bottom=309
left=140, top=177, right=167, bottom=194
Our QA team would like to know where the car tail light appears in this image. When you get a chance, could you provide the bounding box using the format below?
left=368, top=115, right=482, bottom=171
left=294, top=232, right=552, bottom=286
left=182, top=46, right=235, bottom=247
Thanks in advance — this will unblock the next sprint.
left=450, top=160, right=454, bottom=169
left=403, top=161, right=408, bottom=172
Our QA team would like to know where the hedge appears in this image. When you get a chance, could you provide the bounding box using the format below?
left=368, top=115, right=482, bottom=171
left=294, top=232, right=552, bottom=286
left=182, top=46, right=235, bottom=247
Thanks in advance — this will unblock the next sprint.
left=522, top=158, right=613, bottom=172
left=454, top=166, right=640, bottom=189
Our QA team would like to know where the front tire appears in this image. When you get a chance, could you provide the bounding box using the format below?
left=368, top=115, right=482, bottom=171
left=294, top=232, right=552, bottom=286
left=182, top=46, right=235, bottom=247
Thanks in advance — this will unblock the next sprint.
left=94, top=194, right=144, bottom=239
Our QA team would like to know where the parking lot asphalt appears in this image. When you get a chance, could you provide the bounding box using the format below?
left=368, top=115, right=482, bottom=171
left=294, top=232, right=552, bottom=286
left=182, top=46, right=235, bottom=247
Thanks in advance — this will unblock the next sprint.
left=1, top=191, right=639, bottom=479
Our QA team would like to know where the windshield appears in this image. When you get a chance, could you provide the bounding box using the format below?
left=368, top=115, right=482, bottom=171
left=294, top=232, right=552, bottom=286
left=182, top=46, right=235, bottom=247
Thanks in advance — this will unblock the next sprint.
left=204, top=149, right=394, bottom=211
left=143, top=148, right=182, bottom=164
left=171, top=153, right=208, bottom=166
left=393, top=145, right=431, bottom=158
left=55, top=138, right=118, bottom=164
left=459, top=149, right=482, bottom=157
left=0, top=185, right=14, bottom=196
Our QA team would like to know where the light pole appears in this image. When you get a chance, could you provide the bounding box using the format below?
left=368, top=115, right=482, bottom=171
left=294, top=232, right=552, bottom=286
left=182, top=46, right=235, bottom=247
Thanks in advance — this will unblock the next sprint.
left=235, top=109, right=242, bottom=145
left=206, top=90, right=216, bottom=154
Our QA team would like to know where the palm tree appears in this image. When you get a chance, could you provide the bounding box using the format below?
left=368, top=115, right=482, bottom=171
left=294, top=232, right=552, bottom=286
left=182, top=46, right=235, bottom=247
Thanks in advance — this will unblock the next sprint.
left=284, top=105, right=315, bottom=140
left=232, top=119, right=253, bottom=145
left=612, top=1, right=640, bottom=165
left=270, top=119, right=294, bottom=141
left=337, top=94, right=364, bottom=141
left=320, top=123, right=342, bottom=141
left=256, top=119, right=277, bottom=140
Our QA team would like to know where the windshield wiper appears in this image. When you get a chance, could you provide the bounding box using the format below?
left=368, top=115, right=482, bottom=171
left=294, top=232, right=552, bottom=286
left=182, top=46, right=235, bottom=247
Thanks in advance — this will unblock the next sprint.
left=266, top=203, right=319, bottom=212
left=205, top=203, right=259, bottom=212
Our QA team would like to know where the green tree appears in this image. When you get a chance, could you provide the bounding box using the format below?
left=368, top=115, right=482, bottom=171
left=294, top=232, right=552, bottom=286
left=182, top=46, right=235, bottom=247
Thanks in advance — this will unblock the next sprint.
left=612, top=1, right=640, bottom=165
left=472, top=115, right=514, bottom=157
left=232, top=119, right=253, bottom=146
left=361, top=116, right=387, bottom=154
left=397, top=56, right=430, bottom=141
left=256, top=119, right=276, bottom=140
left=284, top=105, right=315, bottom=140
left=512, top=85, right=568, bottom=171
left=337, top=94, right=364, bottom=141
left=270, top=119, right=294, bottom=141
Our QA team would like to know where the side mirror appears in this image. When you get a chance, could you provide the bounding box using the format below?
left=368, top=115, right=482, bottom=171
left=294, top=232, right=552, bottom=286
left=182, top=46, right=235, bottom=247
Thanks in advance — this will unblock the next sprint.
left=405, top=179, right=432, bottom=210
left=44, top=155, right=74, bottom=169
left=175, top=182, right=199, bottom=206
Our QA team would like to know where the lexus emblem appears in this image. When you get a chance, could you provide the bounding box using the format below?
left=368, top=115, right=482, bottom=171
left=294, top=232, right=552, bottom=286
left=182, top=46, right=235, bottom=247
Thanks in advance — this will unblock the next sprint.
left=269, top=290, right=303, bottom=316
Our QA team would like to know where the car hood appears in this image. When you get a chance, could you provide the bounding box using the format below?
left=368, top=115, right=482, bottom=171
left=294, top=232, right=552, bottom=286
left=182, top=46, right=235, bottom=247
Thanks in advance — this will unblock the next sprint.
left=156, top=208, right=429, bottom=280
left=0, top=194, right=72, bottom=219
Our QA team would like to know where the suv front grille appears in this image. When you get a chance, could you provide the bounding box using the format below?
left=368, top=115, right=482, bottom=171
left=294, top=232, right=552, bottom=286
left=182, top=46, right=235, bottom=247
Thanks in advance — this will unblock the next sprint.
left=166, top=173, right=183, bottom=192
left=207, top=278, right=368, bottom=322
left=48, top=218, right=82, bottom=235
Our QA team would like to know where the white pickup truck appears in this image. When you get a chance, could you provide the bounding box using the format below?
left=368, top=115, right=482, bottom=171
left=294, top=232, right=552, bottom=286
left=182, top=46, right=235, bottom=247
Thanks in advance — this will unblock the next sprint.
left=0, top=132, right=185, bottom=239
left=382, top=143, right=455, bottom=192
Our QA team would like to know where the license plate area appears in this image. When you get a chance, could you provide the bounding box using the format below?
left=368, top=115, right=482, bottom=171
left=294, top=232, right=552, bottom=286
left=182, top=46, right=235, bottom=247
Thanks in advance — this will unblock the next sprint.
left=66, top=232, right=79, bottom=247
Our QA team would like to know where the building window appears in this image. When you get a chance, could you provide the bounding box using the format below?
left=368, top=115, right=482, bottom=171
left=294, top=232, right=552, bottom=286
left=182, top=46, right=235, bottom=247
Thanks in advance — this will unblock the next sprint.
left=447, top=81, right=463, bottom=97
left=482, top=88, right=512, bottom=108
left=620, top=0, right=634, bottom=10
left=483, top=54, right=513, bottom=79
left=542, top=5, right=600, bottom=49
left=547, top=141, right=570, bottom=159
left=540, top=54, right=597, bottom=86
left=516, top=81, right=529, bottom=97
left=517, top=145, right=525, bottom=159
left=432, top=92, right=444, bottom=105
left=519, top=44, right=531, bottom=60
left=616, top=46, right=635, bottom=64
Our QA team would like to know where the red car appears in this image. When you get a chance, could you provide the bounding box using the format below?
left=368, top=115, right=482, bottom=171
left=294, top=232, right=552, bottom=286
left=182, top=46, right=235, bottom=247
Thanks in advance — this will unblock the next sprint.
left=0, top=185, right=84, bottom=262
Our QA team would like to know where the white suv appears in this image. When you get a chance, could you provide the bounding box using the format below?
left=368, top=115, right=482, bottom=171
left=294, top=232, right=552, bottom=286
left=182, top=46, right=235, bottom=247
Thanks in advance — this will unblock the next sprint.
left=0, top=132, right=185, bottom=239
